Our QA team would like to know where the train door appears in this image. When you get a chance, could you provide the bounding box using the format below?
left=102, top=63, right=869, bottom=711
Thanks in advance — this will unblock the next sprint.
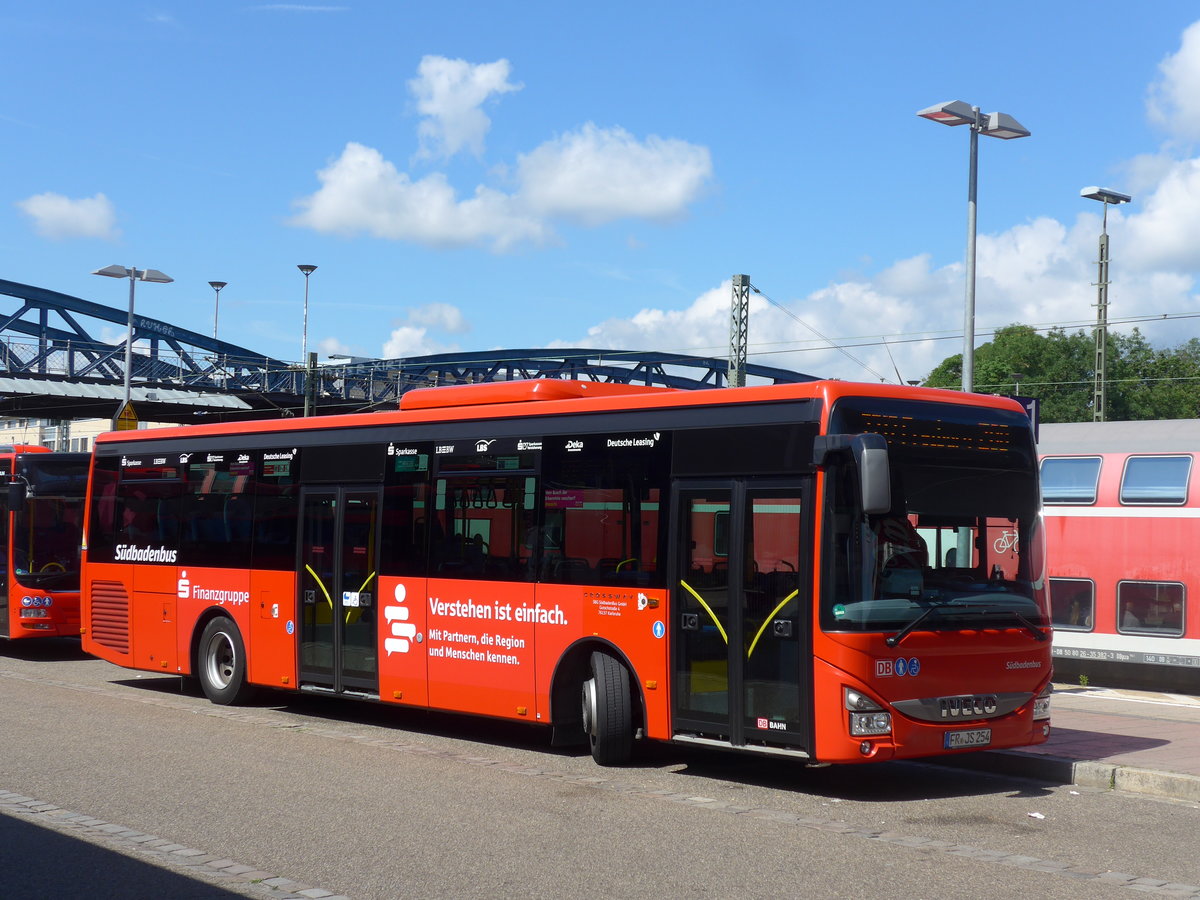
left=298, top=486, right=382, bottom=695
left=672, top=480, right=812, bottom=752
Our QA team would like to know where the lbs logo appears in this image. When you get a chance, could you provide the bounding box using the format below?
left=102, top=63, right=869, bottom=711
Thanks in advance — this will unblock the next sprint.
left=876, top=657, right=921, bottom=677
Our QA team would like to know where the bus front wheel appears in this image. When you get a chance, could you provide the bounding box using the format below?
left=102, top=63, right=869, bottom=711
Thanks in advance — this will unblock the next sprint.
left=198, top=617, right=255, bottom=705
left=582, top=651, right=632, bottom=765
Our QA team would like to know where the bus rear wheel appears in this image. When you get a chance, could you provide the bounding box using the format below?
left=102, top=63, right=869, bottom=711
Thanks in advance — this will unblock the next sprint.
left=198, top=617, right=255, bottom=705
left=581, top=651, right=632, bottom=765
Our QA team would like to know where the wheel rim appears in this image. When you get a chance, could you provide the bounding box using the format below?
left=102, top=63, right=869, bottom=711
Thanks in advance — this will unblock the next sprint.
left=581, top=676, right=597, bottom=741
left=205, top=631, right=235, bottom=690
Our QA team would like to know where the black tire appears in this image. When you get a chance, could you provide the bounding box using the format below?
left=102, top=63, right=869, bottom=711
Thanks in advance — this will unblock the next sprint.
left=582, top=651, right=633, bottom=765
left=197, top=617, right=255, bottom=705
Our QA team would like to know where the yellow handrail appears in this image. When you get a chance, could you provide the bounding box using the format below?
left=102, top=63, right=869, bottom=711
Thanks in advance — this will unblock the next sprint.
left=679, top=580, right=728, bottom=645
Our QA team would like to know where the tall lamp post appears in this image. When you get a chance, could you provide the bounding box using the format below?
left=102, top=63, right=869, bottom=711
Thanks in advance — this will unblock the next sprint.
left=298, top=264, right=317, bottom=362
left=208, top=281, right=227, bottom=341
left=92, top=264, right=173, bottom=429
left=1081, top=186, right=1132, bottom=422
left=918, top=100, right=1031, bottom=393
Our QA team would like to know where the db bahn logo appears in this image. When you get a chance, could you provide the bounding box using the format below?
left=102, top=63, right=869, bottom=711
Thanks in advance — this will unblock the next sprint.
left=939, top=695, right=998, bottom=718
left=876, top=657, right=920, bottom=677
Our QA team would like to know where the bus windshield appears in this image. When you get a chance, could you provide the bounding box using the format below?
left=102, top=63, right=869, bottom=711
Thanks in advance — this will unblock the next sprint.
left=822, top=398, right=1048, bottom=636
left=11, top=456, right=88, bottom=590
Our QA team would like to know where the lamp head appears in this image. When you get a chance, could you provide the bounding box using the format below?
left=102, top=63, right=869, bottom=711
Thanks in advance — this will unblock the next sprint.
left=209, top=281, right=228, bottom=291
left=92, top=265, right=131, bottom=279
left=917, top=100, right=976, bottom=127
left=92, top=265, right=172, bottom=283
left=1081, top=186, right=1132, bottom=205
left=297, top=264, right=317, bottom=276
left=980, top=112, right=1030, bottom=140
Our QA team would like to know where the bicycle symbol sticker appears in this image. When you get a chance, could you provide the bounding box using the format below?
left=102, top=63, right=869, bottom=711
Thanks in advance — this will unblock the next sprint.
left=993, top=530, right=1019, bottom=554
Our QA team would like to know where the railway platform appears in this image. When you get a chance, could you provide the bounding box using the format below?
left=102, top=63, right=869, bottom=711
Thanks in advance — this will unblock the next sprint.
left=945, top=683, right=1200, bottom=803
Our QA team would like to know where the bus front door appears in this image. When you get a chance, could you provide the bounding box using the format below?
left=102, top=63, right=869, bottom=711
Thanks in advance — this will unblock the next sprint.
left=298, top=487, right=382, bottom=695
left=673, top=482, right=811, bottom=753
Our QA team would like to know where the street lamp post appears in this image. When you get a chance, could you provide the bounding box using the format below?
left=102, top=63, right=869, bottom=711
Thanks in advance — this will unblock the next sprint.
left=92, top=264, right=173, bottom=429
left=1081, top=186, right=1132, bottom=422
left=918, top=100, right=1031, bottom=393
left=208, top=281, right=227, bottom=341
left=297, top=264, right=317, bottom=362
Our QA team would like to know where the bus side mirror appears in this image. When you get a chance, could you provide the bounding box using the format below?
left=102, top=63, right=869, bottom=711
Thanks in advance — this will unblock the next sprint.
left=6, top=481, right=26, bottom=513
left=813, top=433, right=891, bottom=516
left=856, top=436, right=891, bottom=515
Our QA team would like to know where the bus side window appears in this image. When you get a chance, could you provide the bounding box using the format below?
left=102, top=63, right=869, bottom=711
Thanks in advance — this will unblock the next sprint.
left=251, top=453, right=299, bottom=571
left=87, top=457, right=121, bottom=560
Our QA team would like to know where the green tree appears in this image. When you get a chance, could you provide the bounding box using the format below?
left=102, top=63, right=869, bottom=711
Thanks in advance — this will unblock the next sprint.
left=921, top=324, right=1200, bottom=423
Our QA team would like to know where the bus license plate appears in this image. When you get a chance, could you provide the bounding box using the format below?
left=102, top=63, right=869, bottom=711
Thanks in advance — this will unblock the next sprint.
left=945, top=728, right=991, bottom=750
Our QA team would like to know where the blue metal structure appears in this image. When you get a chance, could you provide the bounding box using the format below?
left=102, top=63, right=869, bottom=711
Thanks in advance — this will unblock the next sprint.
left=0, top=279, right=814, bottom=422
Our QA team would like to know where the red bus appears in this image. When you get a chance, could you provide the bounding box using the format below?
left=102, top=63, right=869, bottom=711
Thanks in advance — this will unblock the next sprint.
left=1, top=447, right=90, bottom=639
left=1040, top=419, right=1200, bottom=691
left=80, top=379, right=1052, bottom=765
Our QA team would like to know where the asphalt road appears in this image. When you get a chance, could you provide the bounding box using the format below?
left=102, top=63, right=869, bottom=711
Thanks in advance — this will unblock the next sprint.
left=3, top=639, right=1200, bottom=899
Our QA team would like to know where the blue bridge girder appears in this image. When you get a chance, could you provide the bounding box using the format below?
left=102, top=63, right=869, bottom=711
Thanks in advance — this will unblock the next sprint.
left=0, top=279, right=814, bottom=423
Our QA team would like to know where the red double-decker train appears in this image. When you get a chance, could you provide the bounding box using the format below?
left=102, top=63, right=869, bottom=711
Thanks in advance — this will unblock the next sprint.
left=1041, top=419, right=1200, bottom=691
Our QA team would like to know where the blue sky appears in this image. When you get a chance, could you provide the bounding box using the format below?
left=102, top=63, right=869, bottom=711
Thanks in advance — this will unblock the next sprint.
left=6, top=2, right=1200, bottom=388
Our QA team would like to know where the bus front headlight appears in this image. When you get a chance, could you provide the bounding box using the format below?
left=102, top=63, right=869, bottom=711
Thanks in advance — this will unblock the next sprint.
left=1033, top=684, right=1052, bottom=721
left=845, top=688, right=892, bottom=737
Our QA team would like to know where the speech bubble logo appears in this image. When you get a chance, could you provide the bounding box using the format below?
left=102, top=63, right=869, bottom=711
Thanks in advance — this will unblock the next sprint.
left=383, top=583, right=416, bottom=655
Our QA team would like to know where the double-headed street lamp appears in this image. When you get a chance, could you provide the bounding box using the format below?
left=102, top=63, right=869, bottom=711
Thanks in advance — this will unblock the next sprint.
left=92, top=264, right=173, bottom=428
left=918, top=100, right=1031, bottom=393
left=1081, top=186, right=1132, bottom=422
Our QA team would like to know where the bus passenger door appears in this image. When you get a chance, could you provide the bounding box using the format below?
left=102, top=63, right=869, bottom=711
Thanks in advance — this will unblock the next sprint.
left=672, top=481, right=811, bottom=752
left=298, top=487, right=382, bottom=695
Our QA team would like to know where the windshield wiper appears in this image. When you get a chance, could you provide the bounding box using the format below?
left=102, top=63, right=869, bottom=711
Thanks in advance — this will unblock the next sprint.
left=886, top=602, right=957, bottom=648
left=999, top=609, right=1049, bottom=642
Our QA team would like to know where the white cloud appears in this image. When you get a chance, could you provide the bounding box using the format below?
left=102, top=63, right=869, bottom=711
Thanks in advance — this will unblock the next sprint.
left=1124, top=159, right=1200, bottom=271
left=289, top=142, right=549, bottom=251
left=382, top=325, right=444, bottom=359
left=517, top=123, right=712, bottom=225
left=408, top=302, right=470, bottom=334
left=318, top=336, right=355, bottom=358
left=569, top=197, right=1199, bottom=387
left=1148, top=21, right=1200, bottom=142
left=410, top=56, right=521, bottom=159
left=291, top=57, right=713, bottom=251
left=16, top=192, right=118, bottom=240
left=377, top=302, right=470, bottom=358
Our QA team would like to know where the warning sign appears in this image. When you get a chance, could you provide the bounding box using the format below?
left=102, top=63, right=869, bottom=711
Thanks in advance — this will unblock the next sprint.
left=115, top=401, right=138, bottom=431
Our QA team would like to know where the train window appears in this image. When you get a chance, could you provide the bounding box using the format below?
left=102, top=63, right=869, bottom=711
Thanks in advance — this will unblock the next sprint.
left=1049, top=578, right=1094, bottom=631
left=1116, top=581, right=1185, bottom=637
left=1120, top=455, right=1192, bottom=505
left=1040, top=457, right=1101, bottom=504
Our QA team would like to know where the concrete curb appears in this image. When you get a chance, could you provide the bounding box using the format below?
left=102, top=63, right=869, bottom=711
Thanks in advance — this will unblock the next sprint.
left=930, top=749, right=1200, bottom=804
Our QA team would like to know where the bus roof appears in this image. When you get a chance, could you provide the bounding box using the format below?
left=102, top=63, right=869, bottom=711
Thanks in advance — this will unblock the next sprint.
left=93, top=379, right=1030, bottom=448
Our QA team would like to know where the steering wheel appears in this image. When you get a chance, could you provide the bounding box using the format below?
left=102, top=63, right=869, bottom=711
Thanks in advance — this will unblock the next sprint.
left=39, top=562, right=66, bottom=573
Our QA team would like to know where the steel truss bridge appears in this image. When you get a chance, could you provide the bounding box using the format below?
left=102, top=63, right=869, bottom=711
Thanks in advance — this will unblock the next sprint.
left=0, top=278, right=813, bottom=424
